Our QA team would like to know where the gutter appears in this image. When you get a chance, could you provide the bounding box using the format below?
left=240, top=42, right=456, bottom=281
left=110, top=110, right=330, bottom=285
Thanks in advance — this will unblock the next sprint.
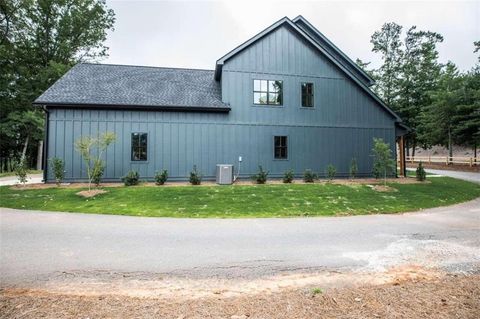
left=33, top=102, right=231, bottom=113
left=42, top=106, right=49, bottom=183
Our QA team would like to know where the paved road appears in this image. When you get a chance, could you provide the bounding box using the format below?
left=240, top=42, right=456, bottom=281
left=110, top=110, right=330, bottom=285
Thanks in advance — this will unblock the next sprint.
left=0, top=174, right=43, bottom=186
left=407, top=168, right=480, bottom=184
left=1, top=198, right=480, bottom=285
left=426, top=169, right=480, bottom=184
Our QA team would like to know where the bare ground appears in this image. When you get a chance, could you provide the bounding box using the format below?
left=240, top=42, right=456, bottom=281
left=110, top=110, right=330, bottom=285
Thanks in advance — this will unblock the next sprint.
left=1, top=266, right=479, bottom=319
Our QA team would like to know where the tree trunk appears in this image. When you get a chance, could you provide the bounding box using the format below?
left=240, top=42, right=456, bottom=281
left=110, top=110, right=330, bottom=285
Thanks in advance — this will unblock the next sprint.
left=406, top=140, right=410, bottom=157
left=36, top=140, right=43, bottom=170
left=474, top=143, right=477, bottom=163
left=412, top=138, right=416, bottom=158
left=448, top=127, right=453, bottom=163
left=21, top=136, right=29, bottom=162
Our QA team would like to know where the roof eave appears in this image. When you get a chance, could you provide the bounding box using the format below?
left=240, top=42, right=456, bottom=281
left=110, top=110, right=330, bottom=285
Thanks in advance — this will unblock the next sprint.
left=33, top=102, right=231, bottom=113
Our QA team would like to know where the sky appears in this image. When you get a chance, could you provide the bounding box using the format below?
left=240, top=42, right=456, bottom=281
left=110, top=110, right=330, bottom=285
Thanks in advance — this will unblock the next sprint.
left=103, top=0, right=480, bottom=72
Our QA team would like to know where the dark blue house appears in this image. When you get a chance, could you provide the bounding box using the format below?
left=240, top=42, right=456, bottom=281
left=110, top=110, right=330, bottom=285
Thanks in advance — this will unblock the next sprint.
left=35, top=16, right=408, bottom=182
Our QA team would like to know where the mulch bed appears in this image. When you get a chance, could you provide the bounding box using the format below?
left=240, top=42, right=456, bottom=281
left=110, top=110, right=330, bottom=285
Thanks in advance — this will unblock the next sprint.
left=76, top=189, right=108, bottom=198
left=10, top=177, right=424, bottom=190
left=1, top=274, right=478, bottom=319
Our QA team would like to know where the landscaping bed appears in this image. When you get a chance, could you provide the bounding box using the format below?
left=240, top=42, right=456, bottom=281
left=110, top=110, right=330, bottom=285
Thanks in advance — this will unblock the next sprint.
left=1, top=176, right=479, bottom=218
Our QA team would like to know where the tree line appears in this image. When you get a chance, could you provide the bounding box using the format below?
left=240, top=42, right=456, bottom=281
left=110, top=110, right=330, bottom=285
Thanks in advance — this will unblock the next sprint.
left=358, top=22, right=479, bottom=158
left=1, top=3, right=479, bottom=171
left=0, top=0, right=115, bottom=170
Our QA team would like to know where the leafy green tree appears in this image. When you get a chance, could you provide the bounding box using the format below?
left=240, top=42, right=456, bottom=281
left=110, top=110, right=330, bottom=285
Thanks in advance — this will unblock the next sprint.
left=419, top=62, right=461, bottom=158
left=398, top=27, right=443, bottom=153
left=75, top=132, right=116, bottom=190
left=364, top=23, right=443, bottom=156
left=0, top=0, right=115, bottom=168
left=372, top=138, right=396, bottom=185
left=452, top=69, right=480, bottom=158
left=370, top=22, right=403, bottom=107
left=14, top=159, right=28, bottom=186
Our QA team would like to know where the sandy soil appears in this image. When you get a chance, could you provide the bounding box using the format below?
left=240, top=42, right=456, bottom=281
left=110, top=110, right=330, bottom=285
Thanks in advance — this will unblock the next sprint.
left=1, top=268, right=478, bottom=319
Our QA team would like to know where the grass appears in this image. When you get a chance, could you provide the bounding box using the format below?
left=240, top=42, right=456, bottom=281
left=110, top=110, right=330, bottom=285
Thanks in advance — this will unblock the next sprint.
left=311, top=288, right=323, bottom=295
left=1, top=177, right=479, bottom=218
left=0, top=170, right=42, bottom=178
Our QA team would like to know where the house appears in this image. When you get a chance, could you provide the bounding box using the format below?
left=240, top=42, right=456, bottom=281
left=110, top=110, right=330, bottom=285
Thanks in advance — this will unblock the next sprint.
left=34, top=16, right=408, bottom=182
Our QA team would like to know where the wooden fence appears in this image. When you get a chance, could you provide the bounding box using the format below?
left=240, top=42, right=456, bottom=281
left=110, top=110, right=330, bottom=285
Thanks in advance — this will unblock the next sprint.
left=404, top=156, right=479, bottom=166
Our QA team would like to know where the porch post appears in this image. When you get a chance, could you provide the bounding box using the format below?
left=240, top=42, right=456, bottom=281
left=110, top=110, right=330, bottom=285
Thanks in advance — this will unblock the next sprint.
left=398, top=135, right=406, bottom=177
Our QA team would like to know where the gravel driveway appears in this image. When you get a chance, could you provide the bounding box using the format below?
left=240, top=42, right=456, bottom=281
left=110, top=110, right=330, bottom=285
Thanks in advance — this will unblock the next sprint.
left=407, top=167, right=480, bottom=184
left=1, top=198, right=479, bottom=286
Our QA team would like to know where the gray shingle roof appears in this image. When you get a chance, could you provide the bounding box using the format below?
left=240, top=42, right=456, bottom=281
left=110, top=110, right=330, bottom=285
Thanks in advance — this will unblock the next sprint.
left=34, top=63, right=229, bottom=111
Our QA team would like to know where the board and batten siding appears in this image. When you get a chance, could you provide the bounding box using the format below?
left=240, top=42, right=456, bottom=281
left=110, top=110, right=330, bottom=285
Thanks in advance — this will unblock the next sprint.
left=45, top=24, right=397, bottom=182
left=47, top=109, right=394, bottom=181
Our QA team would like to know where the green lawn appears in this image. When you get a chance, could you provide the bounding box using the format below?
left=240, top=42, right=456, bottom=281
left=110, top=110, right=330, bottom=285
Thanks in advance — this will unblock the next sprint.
left=1, top=177, right=479, bottom=218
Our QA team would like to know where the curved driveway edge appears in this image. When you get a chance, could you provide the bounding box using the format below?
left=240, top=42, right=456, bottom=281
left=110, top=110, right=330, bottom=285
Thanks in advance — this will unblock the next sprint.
left=1, top=197, right=479, bottom=285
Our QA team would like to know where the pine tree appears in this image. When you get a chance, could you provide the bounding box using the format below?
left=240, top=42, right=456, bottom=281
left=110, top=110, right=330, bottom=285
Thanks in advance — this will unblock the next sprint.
left=370, top=23, right=403, bottom=107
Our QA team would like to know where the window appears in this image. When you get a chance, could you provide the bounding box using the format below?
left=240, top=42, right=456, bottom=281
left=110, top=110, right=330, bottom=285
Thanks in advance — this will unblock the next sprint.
left=301, top=82, right=314, bottom=107
left=274, top=136, right=288, bottom=159
left=131, top=133, right=148, bottom=161
left=253, top=80, right=283, bottom=105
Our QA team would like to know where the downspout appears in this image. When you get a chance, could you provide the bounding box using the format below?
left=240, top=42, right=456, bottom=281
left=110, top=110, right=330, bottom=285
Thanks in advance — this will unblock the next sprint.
left=42, top=106, right=49, bottom=183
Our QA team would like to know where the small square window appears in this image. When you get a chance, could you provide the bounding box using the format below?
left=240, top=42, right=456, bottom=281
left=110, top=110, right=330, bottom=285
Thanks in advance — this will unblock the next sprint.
left=131, top=133, right=148, bottom=161
left=274, top=136, right=288, bottom=159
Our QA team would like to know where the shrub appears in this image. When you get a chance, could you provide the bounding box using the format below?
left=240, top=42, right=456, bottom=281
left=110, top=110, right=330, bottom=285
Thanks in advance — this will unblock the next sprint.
left=155, top=169, right=168, bottom=185
left=303, top=169, right=317, bottom=183
left=122, top=170, right=140, bottom=186
left=92, top=159, right=105, bottom=186
left=283, top=169, right=294, bottom=183
left=416, top=162, right=427, bottom=181
left=326, top=164, right=336, bottom=181
left=49, top=157, right=65, bottom=185
left=189, top=165, right=202, bottom=185
left=349, top=158, right=358, bottom=179
left=14, top=159, right=28, bottom=186
left=251, top=165, right=268, bottom=184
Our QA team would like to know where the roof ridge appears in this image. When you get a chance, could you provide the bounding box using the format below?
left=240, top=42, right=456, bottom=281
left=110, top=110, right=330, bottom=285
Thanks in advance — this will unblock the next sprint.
left=79, top=62, right=214, bottom=72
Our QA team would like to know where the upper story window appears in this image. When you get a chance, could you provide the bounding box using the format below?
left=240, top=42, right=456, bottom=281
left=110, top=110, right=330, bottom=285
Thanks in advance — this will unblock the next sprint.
left=301, top=82, right=314, bottom=107
left=131, top=133, right=148, bottom=161
left=253, top=80, right=283, bottom=106
left=274, top=136, right=288, bottom=159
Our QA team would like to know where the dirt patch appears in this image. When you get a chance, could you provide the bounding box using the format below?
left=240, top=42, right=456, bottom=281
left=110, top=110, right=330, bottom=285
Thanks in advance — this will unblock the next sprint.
left=1, top=272, right=478, bottom=319
left=76, top=189, right=108, bottom=198
left=10, top=182, right=124, bottom=190
left=370, top=184, right=398, bottom=192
